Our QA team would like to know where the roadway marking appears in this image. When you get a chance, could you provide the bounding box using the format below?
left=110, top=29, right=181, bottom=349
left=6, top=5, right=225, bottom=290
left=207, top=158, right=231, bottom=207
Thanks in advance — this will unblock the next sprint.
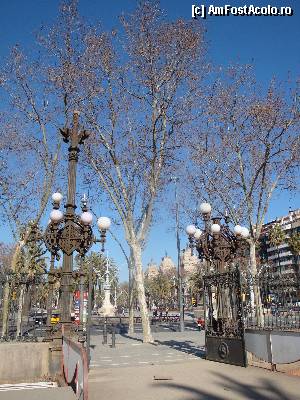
left=131, top=343, right=142, bottom=346
left=120, top=355, right=130, bottom=358
left=151, top=353, right=159, bottom=356
left=138, top=361, right=149, bottom=364
left=111, top=363, right=120, bottom=366
left=0, top=382, right=57, bottom=392
left=167, top=352, right=174, bottom=355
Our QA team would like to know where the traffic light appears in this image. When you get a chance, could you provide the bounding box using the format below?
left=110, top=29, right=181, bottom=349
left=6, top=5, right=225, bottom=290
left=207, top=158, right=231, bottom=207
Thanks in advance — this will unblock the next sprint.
left=192, top=297, right=197, bottom=307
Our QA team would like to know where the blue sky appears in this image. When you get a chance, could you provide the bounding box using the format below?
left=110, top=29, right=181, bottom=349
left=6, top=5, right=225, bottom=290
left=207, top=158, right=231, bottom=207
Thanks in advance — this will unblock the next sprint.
left=1, top=0, right=299, bottom=280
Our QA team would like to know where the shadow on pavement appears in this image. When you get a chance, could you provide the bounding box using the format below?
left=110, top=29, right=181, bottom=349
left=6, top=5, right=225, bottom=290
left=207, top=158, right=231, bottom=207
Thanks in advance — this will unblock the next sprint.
left=154, top=371, right=295, bottom=400
left=119, top=332, right=144, bottom=343
left=155, top=339, right=206, bottom=358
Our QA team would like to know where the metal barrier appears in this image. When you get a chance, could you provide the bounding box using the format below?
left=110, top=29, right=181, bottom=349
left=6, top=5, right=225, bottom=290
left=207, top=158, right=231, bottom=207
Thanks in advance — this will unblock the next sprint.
left=245, top=329, right=300, bottom=366
left=240, top=270, right=300, bottom=366
left=241, top=271, right=300, bottom=330
left=62, top=326, right=88, bottom=400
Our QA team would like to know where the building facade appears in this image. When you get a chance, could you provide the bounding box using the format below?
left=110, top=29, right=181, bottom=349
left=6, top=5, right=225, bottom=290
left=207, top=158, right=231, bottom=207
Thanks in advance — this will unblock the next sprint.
left=260, top=209, right=300, bottom=276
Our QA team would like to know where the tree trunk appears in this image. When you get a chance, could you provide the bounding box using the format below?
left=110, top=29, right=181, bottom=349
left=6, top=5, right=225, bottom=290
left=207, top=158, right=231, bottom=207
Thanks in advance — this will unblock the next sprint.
left=131, top=242, right=153, bottom=343
left=22, top=286, right=31, bottom=324
left=16, top=285, right=25, bottom=337
left=1, top=243, right=23, bottom=337
left=249, top=240, right=264, bottom=326
left=128, top=263, right=135, bottom=335
left=1, top=283, right=10, bottom=338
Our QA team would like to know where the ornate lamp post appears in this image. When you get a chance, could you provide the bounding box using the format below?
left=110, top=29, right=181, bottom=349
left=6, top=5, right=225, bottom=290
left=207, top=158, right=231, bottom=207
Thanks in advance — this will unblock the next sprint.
left=185, top=202, right=250, bottom=367
left=44, top=111, right=111, bottom=331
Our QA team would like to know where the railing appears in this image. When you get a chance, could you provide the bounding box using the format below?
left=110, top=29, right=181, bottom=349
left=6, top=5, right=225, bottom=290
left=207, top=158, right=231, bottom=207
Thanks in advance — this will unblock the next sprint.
left=151, top=314, right=180, bottom=323
left=0, top=273, right=54, bottom=341
left=97, top=316, right=142, bottom=325
left=96, top=314, right=180, bottom=326
left=62, top=326, right=88, bottom=400
left=241, top=270, right=300, bottom=331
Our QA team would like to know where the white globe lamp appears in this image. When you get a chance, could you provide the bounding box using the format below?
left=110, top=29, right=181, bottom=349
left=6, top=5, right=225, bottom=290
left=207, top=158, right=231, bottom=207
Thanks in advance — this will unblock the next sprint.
left=80, top=211, right=93, bottom=225
left=194, top=229, right=202, bottom=240
left=97, top=216, right=111, bottom=231
left=240, top=227, right=250, bottom=239
left=211, top=223, right=221, bottom=234
left=50, top=209, right=64, bottom=223
left=234, top=225, right=243, bottom=236
left=52, top=192, right=63, bottom=203
left=199, top=202, right=212, bottom=215
left=186, top=225, right=196, bottom=236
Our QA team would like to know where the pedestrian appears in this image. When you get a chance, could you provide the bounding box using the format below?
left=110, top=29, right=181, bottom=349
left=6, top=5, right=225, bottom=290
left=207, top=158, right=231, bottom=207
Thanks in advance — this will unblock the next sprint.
left=152, top=304, right=157, bottom=317
left=165, top=307, right=169, bottom=319
left=159, top=308, right=163, bottom=319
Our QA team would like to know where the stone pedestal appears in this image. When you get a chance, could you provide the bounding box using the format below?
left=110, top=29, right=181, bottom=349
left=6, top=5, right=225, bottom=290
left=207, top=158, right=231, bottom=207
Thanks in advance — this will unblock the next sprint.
left=98, top=288, right=115, bottom=317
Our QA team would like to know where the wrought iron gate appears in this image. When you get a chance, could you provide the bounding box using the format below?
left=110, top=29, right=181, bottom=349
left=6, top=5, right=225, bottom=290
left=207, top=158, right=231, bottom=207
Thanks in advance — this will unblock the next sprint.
left=204, top=266, right=247, bottom=367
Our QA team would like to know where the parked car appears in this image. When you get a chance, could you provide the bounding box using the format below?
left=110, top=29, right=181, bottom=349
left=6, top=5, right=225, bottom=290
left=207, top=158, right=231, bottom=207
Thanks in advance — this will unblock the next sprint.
left=34, top=311, right=47, bottom=325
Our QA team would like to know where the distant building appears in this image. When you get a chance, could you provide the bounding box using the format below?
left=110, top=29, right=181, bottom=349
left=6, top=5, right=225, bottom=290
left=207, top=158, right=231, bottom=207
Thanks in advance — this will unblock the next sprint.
left=260, top=209, right=300, bottom=276
left=181, top=246, right=202, bottom=275
left=144, top=261, right=159, bottom=279
left=160, top=255, right=176, bottom=275
left=145, top=249, right=202, bottom=280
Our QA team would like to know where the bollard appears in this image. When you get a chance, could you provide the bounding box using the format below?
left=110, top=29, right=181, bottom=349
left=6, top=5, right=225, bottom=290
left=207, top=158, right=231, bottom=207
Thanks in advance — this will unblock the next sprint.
left=111, top=324, right=116, bottom=348
left=103, top=320, right=108, bottom=345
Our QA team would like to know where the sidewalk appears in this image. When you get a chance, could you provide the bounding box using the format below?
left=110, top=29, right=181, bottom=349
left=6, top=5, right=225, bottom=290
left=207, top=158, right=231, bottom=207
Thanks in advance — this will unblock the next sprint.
left=88, top=331, right=300, bottom=400
left=89, top=360, right=300, bottom=400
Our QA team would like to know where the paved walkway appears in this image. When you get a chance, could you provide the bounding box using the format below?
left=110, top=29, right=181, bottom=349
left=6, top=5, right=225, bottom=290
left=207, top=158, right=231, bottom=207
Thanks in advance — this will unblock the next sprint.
left=90, top=331, right=205, bottom=369
left=89, top=331, right=300, bottom=400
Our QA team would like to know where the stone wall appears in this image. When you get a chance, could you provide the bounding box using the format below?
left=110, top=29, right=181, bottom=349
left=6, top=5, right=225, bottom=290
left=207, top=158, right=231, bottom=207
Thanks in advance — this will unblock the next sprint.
left=0, top=342, right=57, bottom=383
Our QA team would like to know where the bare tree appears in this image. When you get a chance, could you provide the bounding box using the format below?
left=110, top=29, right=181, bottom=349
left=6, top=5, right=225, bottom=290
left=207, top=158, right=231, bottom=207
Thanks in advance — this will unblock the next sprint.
left=79, top=2, right=206, bottom=342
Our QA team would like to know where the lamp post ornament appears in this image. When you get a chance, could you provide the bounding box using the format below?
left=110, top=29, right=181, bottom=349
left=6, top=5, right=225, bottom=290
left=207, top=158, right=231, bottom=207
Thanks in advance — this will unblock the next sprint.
left=44, top=111, right=111, bottom=329
left=186, top=203, right=249, bottom=274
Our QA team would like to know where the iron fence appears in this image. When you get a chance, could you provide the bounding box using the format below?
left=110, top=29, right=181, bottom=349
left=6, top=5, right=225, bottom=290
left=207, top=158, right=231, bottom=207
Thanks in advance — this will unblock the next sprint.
left=0, top=272, right=59, bottom=341
left=240, top=270, right=300, bottom=331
